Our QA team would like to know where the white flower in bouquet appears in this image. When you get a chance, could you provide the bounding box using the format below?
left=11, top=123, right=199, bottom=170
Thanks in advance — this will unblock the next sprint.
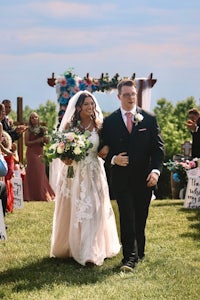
left=74, top=146, right=82, bottom=155
left=43, top=127, right=93, bottom=178
left=57, top=142, right=65, bottom=154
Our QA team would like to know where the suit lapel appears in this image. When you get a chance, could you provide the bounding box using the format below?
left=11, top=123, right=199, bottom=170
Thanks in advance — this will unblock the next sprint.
left=115, top=107, right=144, bottom=134
left=116, top=109, right=127, bottom=131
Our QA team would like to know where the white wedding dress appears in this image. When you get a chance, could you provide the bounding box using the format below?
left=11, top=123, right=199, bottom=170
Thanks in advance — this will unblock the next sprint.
left=50, top=129, right=121, bottom=266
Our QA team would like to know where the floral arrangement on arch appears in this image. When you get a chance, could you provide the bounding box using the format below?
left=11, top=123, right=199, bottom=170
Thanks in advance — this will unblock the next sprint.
left=55, top=68, right=127, bottom=106
left=164, top=158, right=198, bottom=187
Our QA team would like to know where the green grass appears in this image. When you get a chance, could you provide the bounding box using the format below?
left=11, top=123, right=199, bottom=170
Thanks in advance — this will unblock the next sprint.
left=0, top=199, right=200, bottom=300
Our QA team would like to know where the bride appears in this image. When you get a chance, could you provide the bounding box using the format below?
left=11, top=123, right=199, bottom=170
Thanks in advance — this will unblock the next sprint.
left=50, top=90, right=121, bottom=266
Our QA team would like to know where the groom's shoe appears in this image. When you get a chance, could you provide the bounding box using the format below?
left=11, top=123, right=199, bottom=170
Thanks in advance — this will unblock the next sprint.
left=138, top=254, right=145, bottom=262
left=120, top=259, right=137, bottom=272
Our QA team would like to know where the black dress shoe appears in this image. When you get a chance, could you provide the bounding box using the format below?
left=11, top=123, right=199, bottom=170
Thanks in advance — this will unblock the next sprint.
left=120, top=260, right=137, bottom=272
left=138, top=254, right=145, bottom=262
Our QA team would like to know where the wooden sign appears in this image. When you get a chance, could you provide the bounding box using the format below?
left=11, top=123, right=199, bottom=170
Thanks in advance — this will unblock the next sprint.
left=0, top=200, right=7, bottom=241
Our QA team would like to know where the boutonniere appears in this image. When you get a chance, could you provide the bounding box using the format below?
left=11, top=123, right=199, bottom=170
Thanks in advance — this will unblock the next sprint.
left=132, top=113, right=144, bottom=126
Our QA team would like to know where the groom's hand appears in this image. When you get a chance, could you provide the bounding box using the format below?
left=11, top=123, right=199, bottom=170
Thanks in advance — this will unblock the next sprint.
left=146, top=172, right=159, bottom=187
left=114, top=152, right=129, bottom=167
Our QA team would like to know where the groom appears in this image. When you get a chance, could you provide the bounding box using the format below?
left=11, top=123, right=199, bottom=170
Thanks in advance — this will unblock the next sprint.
left=99, top=79, right=164, bottom=272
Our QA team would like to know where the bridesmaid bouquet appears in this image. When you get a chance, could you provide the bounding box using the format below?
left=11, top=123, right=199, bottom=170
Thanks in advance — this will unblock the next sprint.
left=43, top=128, right=93, bottom=178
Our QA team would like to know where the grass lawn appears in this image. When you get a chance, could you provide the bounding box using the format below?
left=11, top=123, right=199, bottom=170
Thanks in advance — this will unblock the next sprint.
left=0, top=199, right=200, bottom=300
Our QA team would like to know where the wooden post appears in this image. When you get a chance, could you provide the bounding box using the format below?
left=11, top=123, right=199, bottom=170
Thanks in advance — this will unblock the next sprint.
left=137, top=74, right=157, bottom=107
left=137, top=80, right=143, bottom=107
left=17, top=97, right=23, bottom=163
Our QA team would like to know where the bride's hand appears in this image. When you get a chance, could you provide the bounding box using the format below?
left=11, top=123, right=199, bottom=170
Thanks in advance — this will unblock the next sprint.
left=98, top=145, right=109, bottom=159
left=62, top=158, right=73, bottom=165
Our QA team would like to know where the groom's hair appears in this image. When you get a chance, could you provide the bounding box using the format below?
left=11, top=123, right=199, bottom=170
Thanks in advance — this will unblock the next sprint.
left=117, top=79, right=136, bottom=94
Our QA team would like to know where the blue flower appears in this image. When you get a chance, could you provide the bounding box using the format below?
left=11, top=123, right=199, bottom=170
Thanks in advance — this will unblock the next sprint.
left=173, top=173, right=180, bottom=183
left=79, top=82, right=87, bottom=90
left=66, top=77, right=76, bottom=87
left=58, top=96, right=69, bottom=105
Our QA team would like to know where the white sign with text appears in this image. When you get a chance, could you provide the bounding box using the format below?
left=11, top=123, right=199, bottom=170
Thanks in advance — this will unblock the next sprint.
left=11, top=177, right=24, bottom=209
left=184, top=168, right=200, bottom=208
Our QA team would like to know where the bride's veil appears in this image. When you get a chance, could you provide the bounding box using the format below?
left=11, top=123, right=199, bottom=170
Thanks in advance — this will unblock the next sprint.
left=59, top=90, right=103, bottom=132
left=49, top=90, right=104, bottom=194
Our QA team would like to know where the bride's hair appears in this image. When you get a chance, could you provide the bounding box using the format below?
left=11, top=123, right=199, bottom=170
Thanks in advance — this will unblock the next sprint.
left=59, top=90, right=103, bottom=132
left=71, top=92, right=101, bottom=130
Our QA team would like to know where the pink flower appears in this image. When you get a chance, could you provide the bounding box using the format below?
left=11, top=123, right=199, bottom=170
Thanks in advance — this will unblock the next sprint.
left=65, top=132, right=75, bottom=142
left=189, top=161, right=196, bottom=168
left=60, top=78, right=67, bottom=87
left=57, top=142, right=65, bottom=154
left=62, top=91, right=70, bottom=99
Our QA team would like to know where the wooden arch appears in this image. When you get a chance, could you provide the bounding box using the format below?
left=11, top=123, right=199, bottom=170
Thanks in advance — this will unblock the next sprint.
left=47, top=72, right=157, bottom=108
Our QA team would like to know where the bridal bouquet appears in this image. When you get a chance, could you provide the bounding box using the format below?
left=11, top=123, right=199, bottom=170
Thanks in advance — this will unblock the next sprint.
left=43, top=127, right=93, bottom=177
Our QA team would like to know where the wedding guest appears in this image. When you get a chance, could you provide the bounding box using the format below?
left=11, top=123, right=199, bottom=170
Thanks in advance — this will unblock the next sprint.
left=0, top=181, right=7, bottom=217
left=1, top=99, right=26, bottom=142
left=0, top=104, right=15, bottom=213
left=23, top=112, right=55, bottom=201
left=99, top=79, right=164, bottom=272
left=50, top=91, right=120, bottom=266
left=186, top=108, right=200, bottom=158
left=1, top=131, right=15, bottom=213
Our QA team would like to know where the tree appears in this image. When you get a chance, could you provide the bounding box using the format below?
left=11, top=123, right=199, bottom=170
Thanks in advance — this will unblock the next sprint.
left=154, top=97, right=198, bottom=161
left=154, top=96, right=199, bottom=198
left=36, top=100, right=57, bottom=135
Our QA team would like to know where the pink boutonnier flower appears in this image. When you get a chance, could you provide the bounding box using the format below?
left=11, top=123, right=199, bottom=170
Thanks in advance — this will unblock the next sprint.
left=133, top=113, right=144, bottom=126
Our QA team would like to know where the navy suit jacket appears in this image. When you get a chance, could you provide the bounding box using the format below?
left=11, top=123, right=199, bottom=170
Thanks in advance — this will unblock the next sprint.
left=191, top=117, right=200, bottom=158
left=100, top=107, right=164, bottom=193
left=1, top=118, right=21, bottom=142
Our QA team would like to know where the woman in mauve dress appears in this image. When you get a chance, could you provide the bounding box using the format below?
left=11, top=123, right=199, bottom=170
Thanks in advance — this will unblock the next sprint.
left=23, top=112, right=55, bottom=201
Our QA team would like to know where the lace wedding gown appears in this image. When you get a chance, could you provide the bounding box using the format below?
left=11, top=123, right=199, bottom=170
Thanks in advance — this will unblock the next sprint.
left=50, top=130, right=121, bottom=266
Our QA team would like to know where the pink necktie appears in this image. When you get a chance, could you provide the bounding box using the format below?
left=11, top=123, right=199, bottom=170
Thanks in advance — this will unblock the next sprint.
left=125, top=112, right=133, bottom=133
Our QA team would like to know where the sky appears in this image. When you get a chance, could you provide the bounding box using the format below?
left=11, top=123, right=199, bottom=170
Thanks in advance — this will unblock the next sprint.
left=1, top=0, right=200, bottom=113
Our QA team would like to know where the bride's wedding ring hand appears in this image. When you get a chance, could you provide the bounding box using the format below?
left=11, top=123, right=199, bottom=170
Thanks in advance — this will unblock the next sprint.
left=114, top=152, right=129, bottom=166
